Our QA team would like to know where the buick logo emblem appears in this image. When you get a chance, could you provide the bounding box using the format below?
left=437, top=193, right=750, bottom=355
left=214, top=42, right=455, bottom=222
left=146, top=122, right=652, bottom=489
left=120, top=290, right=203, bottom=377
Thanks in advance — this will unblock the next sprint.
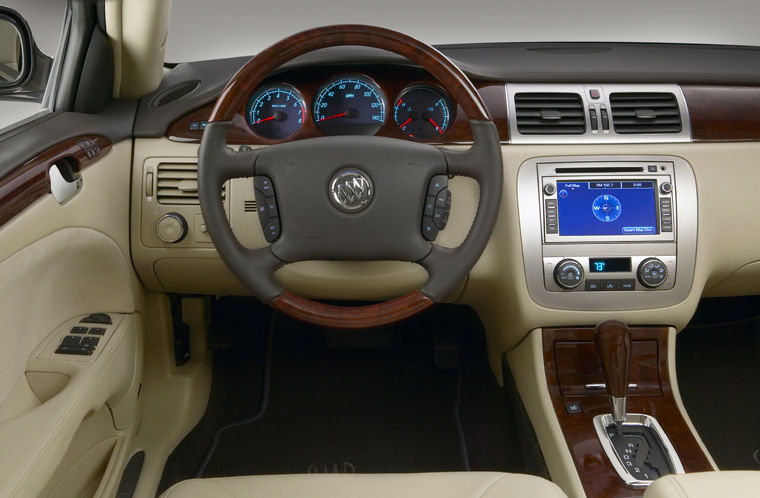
left=329, top=169, right=373, bottom=212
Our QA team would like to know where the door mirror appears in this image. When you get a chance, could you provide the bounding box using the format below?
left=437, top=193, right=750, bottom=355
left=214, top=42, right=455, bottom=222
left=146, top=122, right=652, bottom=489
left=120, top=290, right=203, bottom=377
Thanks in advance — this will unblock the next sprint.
left=0, top=7, right=52, bottom=102
left=0, top=17, right=24, bottom=86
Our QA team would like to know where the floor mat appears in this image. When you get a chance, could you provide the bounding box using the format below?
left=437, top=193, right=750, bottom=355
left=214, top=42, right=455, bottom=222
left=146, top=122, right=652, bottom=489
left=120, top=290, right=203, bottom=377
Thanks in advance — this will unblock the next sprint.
left=159, top=301, right=527, bottom=491
left=676, top=297, right=760, bottom=470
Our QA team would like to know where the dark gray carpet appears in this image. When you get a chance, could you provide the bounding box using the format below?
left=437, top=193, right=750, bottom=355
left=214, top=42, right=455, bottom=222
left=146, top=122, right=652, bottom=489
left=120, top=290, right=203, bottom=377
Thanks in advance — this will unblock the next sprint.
left=676, top=297, right=760, bottom=470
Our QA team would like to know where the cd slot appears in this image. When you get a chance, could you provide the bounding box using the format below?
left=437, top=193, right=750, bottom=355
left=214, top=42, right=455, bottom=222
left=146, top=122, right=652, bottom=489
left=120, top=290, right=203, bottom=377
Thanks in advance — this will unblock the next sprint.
left=554, top=167, right=644, bottom=174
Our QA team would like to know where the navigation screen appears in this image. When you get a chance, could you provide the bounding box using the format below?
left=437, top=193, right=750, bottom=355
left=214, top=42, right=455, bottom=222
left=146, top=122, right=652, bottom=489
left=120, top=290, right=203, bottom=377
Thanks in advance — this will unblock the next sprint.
left=556, top=180, right=658, bottom=236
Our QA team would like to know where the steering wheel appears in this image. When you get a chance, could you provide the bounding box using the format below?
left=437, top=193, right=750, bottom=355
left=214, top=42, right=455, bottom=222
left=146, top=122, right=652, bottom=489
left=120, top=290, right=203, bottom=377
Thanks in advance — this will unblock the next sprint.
left=198, top=25, right=502, bottom=329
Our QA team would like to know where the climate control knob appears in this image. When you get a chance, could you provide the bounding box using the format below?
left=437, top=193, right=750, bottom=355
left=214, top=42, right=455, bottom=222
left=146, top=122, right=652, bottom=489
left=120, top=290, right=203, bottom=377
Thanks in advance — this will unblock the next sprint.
left=554, top=259, right=584, bottom=289
left=156, top=213, right=188, bottom=243
left=637, top=258, right=668, bottom=288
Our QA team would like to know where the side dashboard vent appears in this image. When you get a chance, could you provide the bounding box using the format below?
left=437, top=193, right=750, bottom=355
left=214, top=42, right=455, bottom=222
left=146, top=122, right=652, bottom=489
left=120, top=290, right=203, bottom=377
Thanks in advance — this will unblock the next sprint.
left=515, top=93, right=585, bottom=135
left=151, top=81, right=200, bottom=107
left=609, top=93, right=681, bottom=134
left=156, top=163, right=225, bottom=204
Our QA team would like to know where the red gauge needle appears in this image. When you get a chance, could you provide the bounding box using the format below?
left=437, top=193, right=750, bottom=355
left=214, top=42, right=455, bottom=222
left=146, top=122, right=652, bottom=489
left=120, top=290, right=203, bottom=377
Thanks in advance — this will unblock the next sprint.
left=429, top=118, right=443, bottom=134
left=253, top=116, right=276, bottom=124
left=399, top=117, right=412, bottom=128
left=319, top=112, right=347, bottom=121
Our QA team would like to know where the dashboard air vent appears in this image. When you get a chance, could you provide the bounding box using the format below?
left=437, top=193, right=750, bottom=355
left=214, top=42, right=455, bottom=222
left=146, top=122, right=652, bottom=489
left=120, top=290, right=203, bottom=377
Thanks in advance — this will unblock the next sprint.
left=515, top=93, right=585, bottom=134
left=156, top=163, right=226, bottom=205
left=151, top=81, right=200, bottom=107
left=609, top=93, right=681, bottom=134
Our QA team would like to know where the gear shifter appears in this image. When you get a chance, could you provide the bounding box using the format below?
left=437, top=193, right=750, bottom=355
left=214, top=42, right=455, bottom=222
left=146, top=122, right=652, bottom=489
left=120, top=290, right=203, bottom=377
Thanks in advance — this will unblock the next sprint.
left=594, top=320, right=631, bottom=434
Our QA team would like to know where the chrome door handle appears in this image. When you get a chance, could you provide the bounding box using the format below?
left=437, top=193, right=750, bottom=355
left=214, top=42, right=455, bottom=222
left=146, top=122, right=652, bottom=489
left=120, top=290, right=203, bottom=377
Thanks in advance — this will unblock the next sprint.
left=49, top=163, right=82, bottom=204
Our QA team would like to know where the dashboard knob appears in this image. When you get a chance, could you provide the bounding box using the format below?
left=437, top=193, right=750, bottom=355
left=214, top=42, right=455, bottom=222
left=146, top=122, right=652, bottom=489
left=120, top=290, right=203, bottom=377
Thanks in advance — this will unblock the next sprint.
left=554, top=259, right=584, bottom=289
left=637, top=257, right=668, bottom=288
left=660, top=182, right=673, bottom=195
left=543, top=183, right=556, bottom=196
left=156, top=213, right=188, bottom=243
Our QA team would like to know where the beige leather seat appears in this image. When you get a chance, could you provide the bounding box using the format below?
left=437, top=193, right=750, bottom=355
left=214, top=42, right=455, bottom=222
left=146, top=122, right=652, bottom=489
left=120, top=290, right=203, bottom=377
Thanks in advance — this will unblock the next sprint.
left=644, top=471, right=760, bottom=498
left=160, top=472, right=568, bottom=498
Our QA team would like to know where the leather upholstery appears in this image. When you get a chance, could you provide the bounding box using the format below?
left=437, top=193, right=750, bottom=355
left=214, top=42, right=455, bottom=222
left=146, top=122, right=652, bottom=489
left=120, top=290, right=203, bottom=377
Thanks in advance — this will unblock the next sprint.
left=644, top=471, right=760, bottom=498
left=161, top=472, right=568, bottom=498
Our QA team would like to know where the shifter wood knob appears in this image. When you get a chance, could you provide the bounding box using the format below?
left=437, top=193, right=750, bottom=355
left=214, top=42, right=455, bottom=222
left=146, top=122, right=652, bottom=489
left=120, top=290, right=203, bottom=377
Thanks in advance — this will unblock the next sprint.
left=594, top=320, right=631, bottom=423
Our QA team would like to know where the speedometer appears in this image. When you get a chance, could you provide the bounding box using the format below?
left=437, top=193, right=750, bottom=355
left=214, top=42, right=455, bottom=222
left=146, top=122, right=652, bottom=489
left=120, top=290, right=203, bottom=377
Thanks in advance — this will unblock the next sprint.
left=313, top=75, right=385, bottom=136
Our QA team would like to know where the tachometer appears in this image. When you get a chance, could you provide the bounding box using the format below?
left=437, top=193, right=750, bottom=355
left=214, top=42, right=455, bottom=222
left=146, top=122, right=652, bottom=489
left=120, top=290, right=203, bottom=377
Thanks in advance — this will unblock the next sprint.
left=313, top=75, right=385, bottom=135
left=247, top=84, right=306, bottom=139
left=393, top=86, right=452, bottom=139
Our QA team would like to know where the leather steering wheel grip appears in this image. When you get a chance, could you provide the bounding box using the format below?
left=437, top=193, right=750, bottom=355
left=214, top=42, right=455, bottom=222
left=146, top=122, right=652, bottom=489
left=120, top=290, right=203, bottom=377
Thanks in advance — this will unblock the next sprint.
left=198, top=25, right=502, bottom=329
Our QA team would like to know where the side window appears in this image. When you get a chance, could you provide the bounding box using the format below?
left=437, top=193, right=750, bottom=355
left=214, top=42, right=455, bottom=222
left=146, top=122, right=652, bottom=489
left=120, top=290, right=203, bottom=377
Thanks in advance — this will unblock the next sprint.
left=0, top=1, right=64, bottom=131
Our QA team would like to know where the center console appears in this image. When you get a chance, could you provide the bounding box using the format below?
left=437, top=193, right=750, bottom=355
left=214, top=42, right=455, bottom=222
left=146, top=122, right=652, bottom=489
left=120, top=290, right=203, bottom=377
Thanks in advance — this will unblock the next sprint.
left=518, top=156, right=698, bottom=311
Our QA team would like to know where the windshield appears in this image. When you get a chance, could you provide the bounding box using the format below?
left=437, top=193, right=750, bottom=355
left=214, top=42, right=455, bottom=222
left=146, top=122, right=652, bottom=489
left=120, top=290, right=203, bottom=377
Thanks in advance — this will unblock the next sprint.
left=166, top=0, right=760, bottom=62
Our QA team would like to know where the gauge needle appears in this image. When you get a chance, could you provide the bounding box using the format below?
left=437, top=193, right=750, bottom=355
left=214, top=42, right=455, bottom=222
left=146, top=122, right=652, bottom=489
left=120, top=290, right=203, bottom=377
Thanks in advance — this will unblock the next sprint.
left=429, top=118, right=443, bottom=134
left=319, top=112, right=347, bottom=121
left=253, top=116, right=276, bottom=124
left=399, top=117, right=412, bottom=128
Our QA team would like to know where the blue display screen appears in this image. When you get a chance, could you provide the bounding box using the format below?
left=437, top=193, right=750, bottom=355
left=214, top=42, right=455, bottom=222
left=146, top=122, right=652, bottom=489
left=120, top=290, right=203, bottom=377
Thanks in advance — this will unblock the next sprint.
left=556, top=180, right=658, bottom=236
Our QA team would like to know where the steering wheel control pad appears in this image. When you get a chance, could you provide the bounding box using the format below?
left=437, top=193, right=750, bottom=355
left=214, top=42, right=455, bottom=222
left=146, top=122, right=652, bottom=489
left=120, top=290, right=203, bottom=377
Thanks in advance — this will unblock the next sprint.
left=253, top=135, right=446, bottom=263
left=422, top=175, right=451, bottom=240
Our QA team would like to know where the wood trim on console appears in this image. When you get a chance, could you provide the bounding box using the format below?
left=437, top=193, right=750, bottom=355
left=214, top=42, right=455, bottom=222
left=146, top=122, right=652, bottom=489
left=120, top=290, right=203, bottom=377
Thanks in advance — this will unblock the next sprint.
left=271, top=290, right=433, bottom=329
left=0, top=136, right=111, bottom=227
left=683, top=85, right=760, bottom=142
left=543, top=327, right=713, bottom=498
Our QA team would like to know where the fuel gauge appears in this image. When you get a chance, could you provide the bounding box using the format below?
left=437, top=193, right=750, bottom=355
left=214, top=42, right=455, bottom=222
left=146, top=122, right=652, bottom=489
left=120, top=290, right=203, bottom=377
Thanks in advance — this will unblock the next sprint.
left=393, top=86, right=452, bottom=139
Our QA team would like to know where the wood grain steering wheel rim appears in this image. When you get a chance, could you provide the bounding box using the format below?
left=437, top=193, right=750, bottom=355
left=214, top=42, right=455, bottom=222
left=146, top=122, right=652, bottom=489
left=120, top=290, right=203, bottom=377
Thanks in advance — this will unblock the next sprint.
left=200, top=25, right=502, bottom=329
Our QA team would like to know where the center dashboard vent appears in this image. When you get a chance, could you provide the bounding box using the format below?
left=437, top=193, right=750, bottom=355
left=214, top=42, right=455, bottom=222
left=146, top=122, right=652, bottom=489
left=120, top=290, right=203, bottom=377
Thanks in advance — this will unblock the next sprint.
left=609, top=93, right=681, bottom=134
left=156, top=163, right=225, bottom=205
left=514, top=93, right=585, bottom=135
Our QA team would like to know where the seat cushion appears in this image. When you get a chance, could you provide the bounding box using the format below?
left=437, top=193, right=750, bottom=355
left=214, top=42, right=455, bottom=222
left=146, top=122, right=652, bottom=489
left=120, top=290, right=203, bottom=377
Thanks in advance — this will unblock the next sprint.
left=643, top=471, right=760, bottom=498
left=160, top=472, right=567, bottom=498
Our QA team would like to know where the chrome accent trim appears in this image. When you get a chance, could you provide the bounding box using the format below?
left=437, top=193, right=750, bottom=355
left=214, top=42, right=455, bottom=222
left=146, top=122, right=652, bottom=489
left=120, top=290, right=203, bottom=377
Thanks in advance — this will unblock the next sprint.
left=329, top=169, right=373, bottom=213
left=610, top=396, right=627, bottom=423
left=585, top=383, right=638, bottom=390
left=506, top=83, right=691, bottom=144
left=593, top=413, right=686, bottom=487
left=517, top=155, right=698, bottom=311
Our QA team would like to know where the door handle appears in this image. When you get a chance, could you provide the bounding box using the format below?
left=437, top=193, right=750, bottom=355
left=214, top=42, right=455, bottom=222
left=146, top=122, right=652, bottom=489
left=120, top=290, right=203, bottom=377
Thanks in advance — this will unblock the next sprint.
left=49, top=163, right=82, bottom=205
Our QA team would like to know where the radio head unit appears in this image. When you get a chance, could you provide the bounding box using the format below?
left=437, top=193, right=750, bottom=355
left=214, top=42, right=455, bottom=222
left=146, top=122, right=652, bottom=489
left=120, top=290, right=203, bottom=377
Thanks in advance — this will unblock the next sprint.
left=540, top=162, right=675, bottom=244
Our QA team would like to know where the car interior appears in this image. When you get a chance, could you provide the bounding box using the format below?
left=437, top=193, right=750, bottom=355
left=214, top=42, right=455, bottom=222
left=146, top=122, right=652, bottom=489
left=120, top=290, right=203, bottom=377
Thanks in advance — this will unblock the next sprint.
left=1, top=1, right=760, bottom=497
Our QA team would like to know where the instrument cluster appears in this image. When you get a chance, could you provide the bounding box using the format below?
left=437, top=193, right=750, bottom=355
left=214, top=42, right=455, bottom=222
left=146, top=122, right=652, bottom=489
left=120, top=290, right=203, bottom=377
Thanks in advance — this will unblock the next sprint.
left=246, top=73, right=453, bottom=141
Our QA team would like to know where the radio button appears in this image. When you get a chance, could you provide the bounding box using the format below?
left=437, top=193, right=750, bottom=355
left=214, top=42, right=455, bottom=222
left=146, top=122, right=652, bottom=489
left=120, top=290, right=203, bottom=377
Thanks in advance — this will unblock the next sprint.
left=554, top=259, right=584, bottom=290
left=638, top=258, right=668, bottom=288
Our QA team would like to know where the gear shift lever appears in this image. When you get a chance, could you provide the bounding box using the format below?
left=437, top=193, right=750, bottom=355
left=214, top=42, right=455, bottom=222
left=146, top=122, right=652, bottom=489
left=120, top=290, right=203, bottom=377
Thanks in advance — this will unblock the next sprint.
left=594, top=320, right=631, bottom=434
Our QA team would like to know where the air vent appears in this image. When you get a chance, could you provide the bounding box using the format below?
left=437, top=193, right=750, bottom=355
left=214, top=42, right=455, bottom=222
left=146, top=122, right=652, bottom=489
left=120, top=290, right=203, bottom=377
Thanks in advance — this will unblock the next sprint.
left=609, top=93, right=681, bottom=134
left=151, top=81, right=200, bottom=107
left=515, top=93, right=585, bottom=134
left=156, top=163, right=225, bottom=205
left=244, top=200, right=257, bottom=212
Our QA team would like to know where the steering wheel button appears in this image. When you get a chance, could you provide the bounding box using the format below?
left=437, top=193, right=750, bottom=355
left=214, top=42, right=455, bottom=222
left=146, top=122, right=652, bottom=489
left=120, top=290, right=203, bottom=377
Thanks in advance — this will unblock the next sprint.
left=427, top=175, right=448, bottom=196
left=264, top=218, right=281, bottom=242
left=254, top=176, right=275, bottom=197
left=423, top=196, right=435, bottom=216
left=422, top=216, right=439, bottom=241
left=435, top=189, right=450, bottom=208
left=266, top=199, right=279, bottom=218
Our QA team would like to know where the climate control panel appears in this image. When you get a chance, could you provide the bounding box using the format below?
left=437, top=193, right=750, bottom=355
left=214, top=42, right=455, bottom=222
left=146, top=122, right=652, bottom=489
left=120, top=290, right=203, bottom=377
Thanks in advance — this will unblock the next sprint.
left=544, top=256, right=676, bottom=292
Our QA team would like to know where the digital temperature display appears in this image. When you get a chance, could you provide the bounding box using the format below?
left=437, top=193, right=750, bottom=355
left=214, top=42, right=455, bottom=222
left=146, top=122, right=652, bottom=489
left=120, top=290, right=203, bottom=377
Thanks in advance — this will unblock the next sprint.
left=589, top=258, right=632, bottom=273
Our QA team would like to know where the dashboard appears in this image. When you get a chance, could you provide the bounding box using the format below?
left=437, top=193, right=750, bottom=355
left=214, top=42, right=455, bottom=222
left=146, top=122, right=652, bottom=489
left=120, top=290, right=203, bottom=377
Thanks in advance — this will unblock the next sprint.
left=130, top=42, right=760, bottom=350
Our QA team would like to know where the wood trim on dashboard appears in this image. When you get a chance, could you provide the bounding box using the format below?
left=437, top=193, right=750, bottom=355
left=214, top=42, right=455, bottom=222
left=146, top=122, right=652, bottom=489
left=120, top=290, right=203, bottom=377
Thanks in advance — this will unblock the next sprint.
left=271, top=290, right=433, bottom=329
left=543, top=327, right=713, bottom=498
left=0, top=136, right=111, bottom=227
left=682, top=85, right=760, bottom=141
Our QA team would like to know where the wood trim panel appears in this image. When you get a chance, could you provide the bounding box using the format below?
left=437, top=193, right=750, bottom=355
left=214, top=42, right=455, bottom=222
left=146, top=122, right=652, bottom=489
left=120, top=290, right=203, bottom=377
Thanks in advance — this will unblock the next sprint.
left=167, top=72, right=508, bottom=145
left=0, top=136, right=111, bottom=227
left=543, top=327, right=713, bottom=498
left=683, top=85, right=760, bottom=141
left=271, top=290, right=433, bottom=329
